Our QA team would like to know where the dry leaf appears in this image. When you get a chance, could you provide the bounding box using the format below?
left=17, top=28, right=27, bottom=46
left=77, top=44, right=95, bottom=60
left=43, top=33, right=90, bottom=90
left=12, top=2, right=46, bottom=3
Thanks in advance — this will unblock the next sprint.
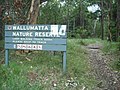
left=25, top=57, right=31, bottom=61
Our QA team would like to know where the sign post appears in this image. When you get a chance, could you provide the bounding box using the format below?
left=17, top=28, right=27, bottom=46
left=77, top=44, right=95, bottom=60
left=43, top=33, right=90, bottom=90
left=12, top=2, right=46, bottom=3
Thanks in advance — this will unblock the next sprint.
left=5, top=49, right=9, bottom=65
left=5, top=25, right=67, bottom=73
left=63, top=51, right=66, bottom=73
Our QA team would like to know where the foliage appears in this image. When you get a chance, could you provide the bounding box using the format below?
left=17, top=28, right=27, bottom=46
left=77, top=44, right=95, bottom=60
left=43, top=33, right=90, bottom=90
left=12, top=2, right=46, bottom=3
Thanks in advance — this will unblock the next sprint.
left=78, top=38, right=101, bottom=46
left=69, top=27, right=90, bottom=38
left=111, top=59, right=120, bottom=71
left=0, top=0, right=119, bottom=41
left=102, top=41, right=119, bottom=53
left=102, top=40, right=120, bottom=71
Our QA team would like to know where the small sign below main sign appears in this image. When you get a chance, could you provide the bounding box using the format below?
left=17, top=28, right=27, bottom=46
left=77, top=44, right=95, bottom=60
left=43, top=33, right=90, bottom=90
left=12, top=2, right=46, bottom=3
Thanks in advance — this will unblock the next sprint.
left=16, top=44, right=42, bottom=50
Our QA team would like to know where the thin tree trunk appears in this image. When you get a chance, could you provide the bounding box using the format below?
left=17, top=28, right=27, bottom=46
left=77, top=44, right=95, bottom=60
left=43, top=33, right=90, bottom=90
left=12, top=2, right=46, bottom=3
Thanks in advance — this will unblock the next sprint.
left=93, top=19, right=97, bottom=37
left=79, top=2, right=82, bottom=27
left=108, top=11, right=112, bottom=41
left=0, top=5, right=3, bottom=40
left=79, top=1, right=84, bottom=28
left=101, top=0, right=104, bottom=40
left=116, top=0, right=120, bottom=41
left=107, top=1, right=112, bottom=41
left=67, top=0, right=70, bottom=35
left=73, top=18, right=75, bottom=31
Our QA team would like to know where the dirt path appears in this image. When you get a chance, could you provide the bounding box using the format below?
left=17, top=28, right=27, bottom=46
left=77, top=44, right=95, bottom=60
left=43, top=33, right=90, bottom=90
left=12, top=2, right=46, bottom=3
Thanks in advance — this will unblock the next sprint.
left=86, top=44, right=120, bottom=90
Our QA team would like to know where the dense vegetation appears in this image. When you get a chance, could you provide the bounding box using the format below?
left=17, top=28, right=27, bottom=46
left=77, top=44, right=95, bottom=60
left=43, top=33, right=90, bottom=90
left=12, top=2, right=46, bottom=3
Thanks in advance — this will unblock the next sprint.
left=0, top=0, right=120, bottom=40
left=0, top=0, right=120, bottom=89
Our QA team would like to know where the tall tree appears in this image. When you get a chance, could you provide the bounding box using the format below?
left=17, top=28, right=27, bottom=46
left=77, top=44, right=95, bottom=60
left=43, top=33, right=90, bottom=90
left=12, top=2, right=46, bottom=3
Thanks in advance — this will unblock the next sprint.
left=28, top=0, right=47, bottom=24
left=0, top=5, right=3, bottom=40
left=116, top=0, right=120, bottom=40
left=79, top=0, right=85, bottom=28
left=107, top=0, right=112, bottom=41
left=101, top=0, right=104, bottom=40
left=28, top=0, right=40, bottom=24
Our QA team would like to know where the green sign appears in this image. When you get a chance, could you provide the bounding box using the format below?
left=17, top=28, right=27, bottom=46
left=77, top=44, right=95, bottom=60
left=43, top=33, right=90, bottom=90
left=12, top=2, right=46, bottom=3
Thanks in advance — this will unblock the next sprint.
left=5, top=25, right=67, bottom=73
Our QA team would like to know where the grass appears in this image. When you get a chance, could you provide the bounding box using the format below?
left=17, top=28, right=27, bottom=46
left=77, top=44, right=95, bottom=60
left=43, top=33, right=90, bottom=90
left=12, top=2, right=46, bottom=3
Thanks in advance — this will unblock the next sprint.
left=78, top=38, right=101, bottom=46
left=75, top=38, right=120, bottom=71
left=102, top=41, right=119, bottom=53
left=0, top=39, right=98, bottom=90
left=101, top=40, right=120, bottom=71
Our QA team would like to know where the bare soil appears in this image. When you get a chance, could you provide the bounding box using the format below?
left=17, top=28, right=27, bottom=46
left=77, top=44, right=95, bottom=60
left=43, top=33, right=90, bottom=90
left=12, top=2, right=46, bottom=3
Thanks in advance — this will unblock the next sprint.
left=86, top=44, right=120, bottom=90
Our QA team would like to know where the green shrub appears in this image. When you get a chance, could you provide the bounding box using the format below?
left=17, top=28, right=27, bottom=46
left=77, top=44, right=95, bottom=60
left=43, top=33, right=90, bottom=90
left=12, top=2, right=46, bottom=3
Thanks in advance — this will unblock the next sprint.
left=111, top=59, right=120, bottom=71
left=68, top=27, right=90, bottom=38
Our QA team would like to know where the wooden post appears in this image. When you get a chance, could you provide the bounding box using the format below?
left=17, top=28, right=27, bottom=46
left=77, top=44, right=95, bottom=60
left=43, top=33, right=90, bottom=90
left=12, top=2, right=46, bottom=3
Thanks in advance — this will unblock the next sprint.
left=63, top=51, right=66, bottom=73
left=5, top=49, right=9, bottom=65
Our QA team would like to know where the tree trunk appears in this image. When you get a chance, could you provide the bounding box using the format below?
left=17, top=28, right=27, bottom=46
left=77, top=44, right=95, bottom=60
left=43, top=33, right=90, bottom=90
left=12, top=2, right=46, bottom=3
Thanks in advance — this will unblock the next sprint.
left=0, top=5, right=3, bottom=40
left=116, top=0, right=120, bottom=41
left=79, top=1, right=85, bottom=28
left=67, top=0, right=70, bottom=36
left=23, top=0, right=40, bottom=53
left=28, top=0, right=40, bottom=24
left=73, top=18, right=75, bottom=31
left=93, top=19, right=97, bottom=37
left=101, top=0, right=104, bottom=40
left=107, top=1, right=112, bottom=41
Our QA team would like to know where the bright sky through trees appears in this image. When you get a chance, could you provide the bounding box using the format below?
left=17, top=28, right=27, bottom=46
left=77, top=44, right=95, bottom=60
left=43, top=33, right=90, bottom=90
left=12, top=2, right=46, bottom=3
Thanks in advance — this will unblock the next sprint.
left=87, top=4, right=100, bottom=13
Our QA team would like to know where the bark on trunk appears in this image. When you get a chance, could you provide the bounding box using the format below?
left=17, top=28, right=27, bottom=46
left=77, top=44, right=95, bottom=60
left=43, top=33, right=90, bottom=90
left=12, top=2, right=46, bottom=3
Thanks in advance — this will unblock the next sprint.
left=79, top=2, right=84, bottom=27
left=0, top=5, right=2, bottom=40
left=116, top=0, right=120, bottom=41
left=101, top=0, right=104, bottom=40
left=24, top=0, right=40, bottom=53
left=28, top=0, right=40, bottom=24
left=107, top=1, right=112, bottom=41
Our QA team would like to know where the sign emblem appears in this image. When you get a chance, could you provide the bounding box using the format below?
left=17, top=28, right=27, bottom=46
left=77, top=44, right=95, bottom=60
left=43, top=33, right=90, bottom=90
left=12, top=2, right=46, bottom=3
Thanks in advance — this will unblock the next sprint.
left=8, top=26, right=12, bottom=30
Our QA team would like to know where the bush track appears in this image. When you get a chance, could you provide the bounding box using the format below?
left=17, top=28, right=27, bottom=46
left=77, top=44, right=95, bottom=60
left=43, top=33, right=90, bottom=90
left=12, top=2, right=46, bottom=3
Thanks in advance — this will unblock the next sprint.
left=86, top=44, right=120, bottom=90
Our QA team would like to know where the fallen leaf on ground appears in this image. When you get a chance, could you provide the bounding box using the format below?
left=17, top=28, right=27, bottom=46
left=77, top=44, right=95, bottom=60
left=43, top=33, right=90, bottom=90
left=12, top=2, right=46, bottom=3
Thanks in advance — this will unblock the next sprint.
left=25, top=57, right=31, bottom=61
